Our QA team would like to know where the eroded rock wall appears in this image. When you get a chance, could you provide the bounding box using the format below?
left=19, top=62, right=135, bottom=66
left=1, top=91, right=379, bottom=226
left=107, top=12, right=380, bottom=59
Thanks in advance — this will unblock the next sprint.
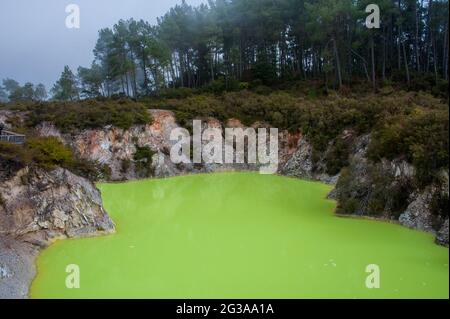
left=34, top=109, right=449, bottom=246
left=0, top=167, right=115, bottom=244
left=0, top=167, right=115, bottom=298
left=41, top=110, right=300, bottom=180
left=1, top=106, right=448, bottom=300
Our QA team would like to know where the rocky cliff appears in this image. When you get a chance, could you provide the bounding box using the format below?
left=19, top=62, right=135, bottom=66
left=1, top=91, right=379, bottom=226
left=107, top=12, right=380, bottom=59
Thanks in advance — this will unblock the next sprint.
left=38, top=110, right=301, bottom=179
left=33, top=109, right=449, bottom=247
left=0, top=106, right=448, bottom=298
left=281, top=131, right=448, bottom=247
left=0, top=166, right=115, bottom=298
left=0, top=167, right=115, bottom=243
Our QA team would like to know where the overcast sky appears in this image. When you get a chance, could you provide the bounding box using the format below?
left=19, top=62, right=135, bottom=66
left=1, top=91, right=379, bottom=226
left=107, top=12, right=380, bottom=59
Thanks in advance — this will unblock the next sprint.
left=0, top=0, right=205, bottom=90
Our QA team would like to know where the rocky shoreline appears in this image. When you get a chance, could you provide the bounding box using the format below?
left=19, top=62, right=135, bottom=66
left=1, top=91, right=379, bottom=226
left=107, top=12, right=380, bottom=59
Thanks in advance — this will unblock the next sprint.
left=0, top=167, right=115, bottom=299
left=0, top=109, right=448, bottom=299
left=0, top=236, right=38, bottom=299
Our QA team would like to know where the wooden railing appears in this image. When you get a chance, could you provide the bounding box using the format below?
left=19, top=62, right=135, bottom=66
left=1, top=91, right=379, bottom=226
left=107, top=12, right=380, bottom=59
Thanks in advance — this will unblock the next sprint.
left=0, top=130, right=26, bottom=144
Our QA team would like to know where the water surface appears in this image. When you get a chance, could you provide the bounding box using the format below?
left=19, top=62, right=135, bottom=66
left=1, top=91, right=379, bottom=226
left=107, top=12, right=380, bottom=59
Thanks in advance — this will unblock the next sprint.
left=31, top=173, right=449, bottom=298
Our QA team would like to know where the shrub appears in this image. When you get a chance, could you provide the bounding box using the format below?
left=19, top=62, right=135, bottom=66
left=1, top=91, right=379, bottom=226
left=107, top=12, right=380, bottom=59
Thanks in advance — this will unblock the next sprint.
left=26, top=137, right=73, bottom=169
left=68, top=159, right=111, bottom=181
left=133, top=145, right=155, bottom=177
left=0, top=141, right=30, bottom=180
left=144, top=90, right=448, bottom=185
left=336, top=198, right=359, bottom=215
left=158, top=87, right=197, bottom=99
left=335, top=162, right=413, bottom=218
left=0, top=141, right=31, bottom=166
left=134, top=145, right=155, bottom=162
left=23, top=99, right=150, bottom=134
left=369, top=109, right=449, bottom=186
left=1, top=137, right=108, bottom=182
left=201, top=77, right=241, bottom=94
left=121, top=159, right=131, bottom=174
left=431, top=79, right=449, bottom=99
left=326, top=138, right=350, bottom=176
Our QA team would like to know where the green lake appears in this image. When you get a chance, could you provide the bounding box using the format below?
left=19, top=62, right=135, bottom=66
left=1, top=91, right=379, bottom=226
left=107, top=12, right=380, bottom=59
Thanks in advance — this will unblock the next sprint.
left=30, top=172, right=449, bottom=299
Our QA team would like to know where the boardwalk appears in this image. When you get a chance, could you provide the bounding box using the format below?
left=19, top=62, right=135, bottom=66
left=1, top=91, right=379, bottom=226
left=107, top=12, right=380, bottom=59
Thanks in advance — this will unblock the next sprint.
left=0, top=130, right=26, bottom=145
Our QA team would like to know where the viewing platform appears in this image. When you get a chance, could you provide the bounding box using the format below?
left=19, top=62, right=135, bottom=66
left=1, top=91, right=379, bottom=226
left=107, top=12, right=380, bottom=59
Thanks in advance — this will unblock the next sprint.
left=0, top=124, right=25, bottom=145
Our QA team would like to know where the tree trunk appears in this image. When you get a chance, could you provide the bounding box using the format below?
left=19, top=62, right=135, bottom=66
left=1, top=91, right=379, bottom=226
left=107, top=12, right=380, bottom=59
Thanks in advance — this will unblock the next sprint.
left=142, top=47, right=149, bottom=93
left=371, top=36, right=376, bottom=90
left=351, top=49, right=370, bottom=82
left=426, top=0, right=434, bottom=73
left=382, top=30, right=387, bottom=82
left=397, top=0, right=402, bottom=70
left=414, top=1, right=421, bottom=72
left=444, top=23, right=449, bottom=80
left=332, top=39, right=342, bottom=88
left=432, top=33, right=439, bottom=82
left=402, top=38, right=411, bottom=86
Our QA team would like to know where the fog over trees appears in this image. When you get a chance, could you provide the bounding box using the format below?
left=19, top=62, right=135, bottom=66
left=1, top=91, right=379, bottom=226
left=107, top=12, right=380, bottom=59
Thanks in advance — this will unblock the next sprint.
left=1, top=0, right=448, bottom=101
left=0, top=79, right=47, bottom=102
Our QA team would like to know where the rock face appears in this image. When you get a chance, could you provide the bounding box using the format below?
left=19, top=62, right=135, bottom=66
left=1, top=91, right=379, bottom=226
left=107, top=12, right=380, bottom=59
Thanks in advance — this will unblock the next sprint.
left=151, top=152, right=180, bottom=178
left=2, top=105, right=448, bottom=298
left=0, top=110, right=26, bottom=130
left=35, top=109, right=450, bottom=246
left=280, top=135, right=341, bottom=184
left=49, top=110, right=300, bottom=180
left=332, top=134, right=417, bottom=215
left=331, top=133, right=448, bottom=246
left=0, top=167, right=115, bottom=244
left=399, top=188, right=437, bottom=233
left=69, top=110, right=179, bottom=180
left=397, top=170, right=448, bottom=246
left=0, top=167, right=115, bottom=298
left=436, top=219, right=449, bottom=247
left=280, top=138, right=314, bottom=179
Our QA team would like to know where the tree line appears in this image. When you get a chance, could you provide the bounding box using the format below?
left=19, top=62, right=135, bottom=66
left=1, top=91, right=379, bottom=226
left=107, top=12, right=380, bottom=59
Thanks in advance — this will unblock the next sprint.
left=0, top=79, right=47, bottom=102
left=1, top=0, right=448, bottom=101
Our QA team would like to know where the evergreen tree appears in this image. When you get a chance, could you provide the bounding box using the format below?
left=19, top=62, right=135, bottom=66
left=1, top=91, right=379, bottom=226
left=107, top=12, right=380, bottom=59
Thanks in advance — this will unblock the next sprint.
left=64, top=0, right=450, bottom=97
left=51, top=66, right=79, bottom=101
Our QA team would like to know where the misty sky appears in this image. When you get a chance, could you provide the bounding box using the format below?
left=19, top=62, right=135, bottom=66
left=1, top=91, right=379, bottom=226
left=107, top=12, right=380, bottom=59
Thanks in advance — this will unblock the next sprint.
left=0, top=0, right=205, bottom=90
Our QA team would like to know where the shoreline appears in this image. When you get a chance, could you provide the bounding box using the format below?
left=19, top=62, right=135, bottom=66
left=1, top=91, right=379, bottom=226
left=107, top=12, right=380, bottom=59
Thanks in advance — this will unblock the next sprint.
left=28, top=174, right=449, bottom=299
left=3, top=172, right=447, bottom=299
left=0, top=236, right=39, bottom=299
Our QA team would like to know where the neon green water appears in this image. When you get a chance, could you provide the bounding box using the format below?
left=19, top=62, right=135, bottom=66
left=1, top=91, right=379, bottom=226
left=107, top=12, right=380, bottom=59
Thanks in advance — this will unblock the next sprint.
left=31, top=173, right=448, bottom=299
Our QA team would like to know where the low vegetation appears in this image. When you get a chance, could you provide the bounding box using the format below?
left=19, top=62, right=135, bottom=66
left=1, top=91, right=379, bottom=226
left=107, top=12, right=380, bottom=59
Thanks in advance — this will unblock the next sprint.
left=335, top=164, right=413, bottom=218
left=0, top=137, right=109, bottom=181
left=1, top=99, right=150, bottom=134
left=133, top=145, right=155, bottom=178
left=145, top=88, right=448, bottom=186
left=368, top=109, right=449, bottom=186
left=1, top=86, right=448, bottom=220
